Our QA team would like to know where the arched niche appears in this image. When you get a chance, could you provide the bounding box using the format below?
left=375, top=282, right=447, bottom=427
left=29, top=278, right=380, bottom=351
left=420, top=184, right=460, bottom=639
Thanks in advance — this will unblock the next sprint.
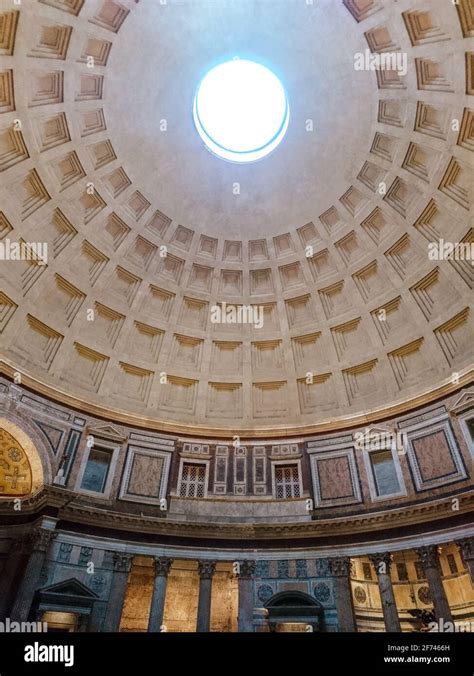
left=0, top=418, right=46, bottom=497
left=265, top=590, right=324, bottom=632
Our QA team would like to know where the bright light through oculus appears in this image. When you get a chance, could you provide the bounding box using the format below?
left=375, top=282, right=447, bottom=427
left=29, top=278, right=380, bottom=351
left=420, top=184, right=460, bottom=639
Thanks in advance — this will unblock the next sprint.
left=193, top=59, right=289, bottom=163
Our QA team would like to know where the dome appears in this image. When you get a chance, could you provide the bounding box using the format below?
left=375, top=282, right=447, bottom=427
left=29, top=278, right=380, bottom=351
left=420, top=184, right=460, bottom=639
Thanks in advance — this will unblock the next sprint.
left=0, top=0, right=472, bottom=437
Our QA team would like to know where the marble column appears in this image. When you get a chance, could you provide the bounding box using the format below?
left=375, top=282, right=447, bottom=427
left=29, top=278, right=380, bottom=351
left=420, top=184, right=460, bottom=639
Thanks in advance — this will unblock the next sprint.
left=416, top=545, right=453, bottom=623
left=369, top=553, right=400, bottom=632
left=0, top=535, right=27, bottom=620
left=238, top=560, right=256, bottom=632
left=330, top=556, right=356, bottom=632
left=11, top=527, right=56, bottom=622
left=103, top=553, right=133, bottom=632
left=456, top=538, right=474, bottom=583
left=196, top=560, right=216, bottom=632
left=148, top=557, right=173, bottom=632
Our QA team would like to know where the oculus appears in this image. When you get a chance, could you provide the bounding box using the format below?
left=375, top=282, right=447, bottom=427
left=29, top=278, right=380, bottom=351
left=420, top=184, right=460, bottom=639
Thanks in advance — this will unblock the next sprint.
left=193, top=59, right=289, bottom=163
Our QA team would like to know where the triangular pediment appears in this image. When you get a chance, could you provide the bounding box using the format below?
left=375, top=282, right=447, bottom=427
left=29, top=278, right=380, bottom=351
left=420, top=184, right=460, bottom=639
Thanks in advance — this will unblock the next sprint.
left=86, top=424, right=126, bottom=442
left=39, top=578, right=98, bottom=599
left=353, top=425, right=396, bottom=450
left=449, top=390, right=474, bottom=415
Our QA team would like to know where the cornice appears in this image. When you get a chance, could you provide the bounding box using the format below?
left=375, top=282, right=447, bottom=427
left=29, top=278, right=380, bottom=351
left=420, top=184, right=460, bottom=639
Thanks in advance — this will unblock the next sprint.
left=0, top=486, right=472, bottom=543
left=1, top=360, right=473, bottom=440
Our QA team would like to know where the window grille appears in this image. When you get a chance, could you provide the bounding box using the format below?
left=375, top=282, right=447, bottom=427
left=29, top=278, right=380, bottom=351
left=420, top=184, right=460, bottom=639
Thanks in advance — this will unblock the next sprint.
left=179, top=462, right=206, bottom=498
left=275, top=464, right=300, bottom=499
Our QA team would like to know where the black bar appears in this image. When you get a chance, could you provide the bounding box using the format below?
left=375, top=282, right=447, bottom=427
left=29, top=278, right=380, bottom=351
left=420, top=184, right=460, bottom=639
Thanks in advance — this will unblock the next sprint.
left=0, top=632, right=471, bottom=675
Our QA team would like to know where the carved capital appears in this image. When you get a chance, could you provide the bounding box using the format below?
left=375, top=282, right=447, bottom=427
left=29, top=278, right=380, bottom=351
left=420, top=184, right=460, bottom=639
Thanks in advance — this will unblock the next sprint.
left=27, top=528, right=56, bottom=554
left=329, top=556, right=351, bottom=577
left=153, top=556, right=173, bottom=577
left=238, top=559, right=256, bottom=579
left=369, top=552, right=393, bottom=575
left=198, top=560, right=217, bottom=579
left=456, top=538, right=474, bottom=562
left=112, top=552, right=133, bottom=573
left=416, top=545, right=440, bottom=571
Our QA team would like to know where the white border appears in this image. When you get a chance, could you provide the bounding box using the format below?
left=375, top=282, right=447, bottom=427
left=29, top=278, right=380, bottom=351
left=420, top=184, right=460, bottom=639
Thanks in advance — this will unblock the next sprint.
left=310, top=449, right=362, bottom=507
left=404, top=419, right=467, bottom=491
left=75, top=439, right=120, bottom=499
left=119, top=445, right=171, bottom=505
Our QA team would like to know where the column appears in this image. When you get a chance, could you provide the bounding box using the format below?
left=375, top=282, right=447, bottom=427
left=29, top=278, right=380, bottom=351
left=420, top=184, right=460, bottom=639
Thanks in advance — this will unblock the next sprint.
left=196, top=560, right=216, bottom=632
left=456, top=538, right=474, bottom=583
left=148, top=557, right=173, bottom=632
left=369, top=553, right=400, bottom=632
left=238, top=560, right=256, bottom=632
left=103, top=553, right=133, bottom=632
left=11, top=527, right=56, bottom=622
left=0, top=535, right=28, bottom=620
left=416, top=545, right=453, bottom=623
left=330, top=556, right=356, bottom=632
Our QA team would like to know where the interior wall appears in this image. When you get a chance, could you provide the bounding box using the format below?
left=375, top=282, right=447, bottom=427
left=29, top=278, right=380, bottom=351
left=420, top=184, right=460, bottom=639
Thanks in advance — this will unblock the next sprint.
left=210, top=563, right=238, bottom=632
left=162, top=560, right=199, bottom=632
left=351, top=546, right=474, bottom=632
left=119, top=556, right=154, bottom=632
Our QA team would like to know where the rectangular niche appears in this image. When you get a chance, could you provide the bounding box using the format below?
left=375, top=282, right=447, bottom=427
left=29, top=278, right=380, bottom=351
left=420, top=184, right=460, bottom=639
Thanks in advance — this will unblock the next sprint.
left=211, top=341, right=242, bottom=374
left=251, top=340, right=283, bottom=371
left=35, top=208, right=77, bottom=258
left=0, top=292, right=17, bottom=334
left=388, top=338, right=431, bottom=390
left=252, top=381, right=288, bottom=418
left=297, top=374, right=337, bottom=415
left=307, top=248, right=338, bottom=281
left=251, top=302, right=279, bottom=333
left=169, top=334, right=203, bottom=370
left=108, top=266, right=140, bottom=305
left=119, top=445, right=171, bottom=505
left=115, top=362, right=154, bottom=405
left=353, top=261, right=391, bottom=302
left=128, top=321, right=164, bottom=362
left=178, top=296, right=208, bottom=330
left=141, top=285, right=175, bottom=321
left=370, top=296, right=412, bottom=345
left=159, top=375, right=198, bottom=414
left=291, top=332, right=325, bottom=368
left=410, top=268, right=457, bottom=320
left=279, top=262, right=305, bottom=291
left=10, top=314, right=63, bottom=371
left=404, top=420, right=467, bottom=491
left=250, top=268, right=274, bottom=295
left=331, top=318, right=369, bottom=361
left=285, top=294, right=315, bottom=328
left=48, top=274, right=85, bottom=326
left=318, top=281, right=349, bottom=320
left=342, top=359, right=380, bottom=406
left=207, top=382, right=243, bottom=418
left=63, top=342, right=109, bottom=393
left=310, top=449, right=362, bottom=507
left=87, top=302, right=125, bottom=348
